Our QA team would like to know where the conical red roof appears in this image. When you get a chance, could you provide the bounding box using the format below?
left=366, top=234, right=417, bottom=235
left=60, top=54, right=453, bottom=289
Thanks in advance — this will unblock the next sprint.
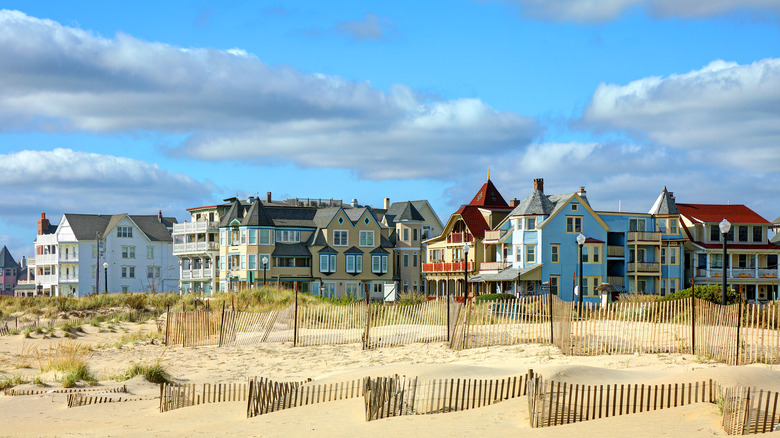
left=468, top=179, right=508, bottom=208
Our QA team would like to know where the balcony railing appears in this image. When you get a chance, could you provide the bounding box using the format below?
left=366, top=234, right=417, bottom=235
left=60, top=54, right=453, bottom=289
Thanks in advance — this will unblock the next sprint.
left=695, top=267, right=779, bottom=279
left=173, top=242, right=219, bottom=255
left=36, top=234, right=57, bottom=245
left=607, top=276, right=625, bottom=286
left=422, top=261, right=473, bottom=273
left=483, top=230, right=501, bottom=241
left=627, top=262, right=660, bottom=273
left=59, top=256, right=79, bottom=263
left=59, top=275, right=78, bottom=283
left=627, top=231, right=661, bottom=243
left=36, top=254, right=57, bottom=265
left=172, top=221, right=219, bottom=235
left=607, top=246, right=624, bottom=257
left=36, top=274, right=57, bottom=284
left=479, top=261, right=512, bottom=271
left=447, top=233, right=473, bottom=244
left=181, top=269, right=213, bottom=280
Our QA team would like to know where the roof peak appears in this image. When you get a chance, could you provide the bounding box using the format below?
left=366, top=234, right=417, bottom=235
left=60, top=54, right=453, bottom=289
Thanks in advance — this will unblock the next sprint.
left=468, top=178, right=508, bottom=208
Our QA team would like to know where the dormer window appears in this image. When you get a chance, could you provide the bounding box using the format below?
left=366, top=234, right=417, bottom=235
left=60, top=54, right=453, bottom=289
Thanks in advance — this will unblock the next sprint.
left=526, top=217, right=536, bottom=230
left=571, top=203, right=578, bottom=211
left=753, top=226, right=763, bottom=243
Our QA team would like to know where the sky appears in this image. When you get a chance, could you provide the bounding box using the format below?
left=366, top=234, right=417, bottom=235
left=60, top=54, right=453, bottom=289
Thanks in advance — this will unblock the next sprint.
left=1, top=1, right=780, bottom=259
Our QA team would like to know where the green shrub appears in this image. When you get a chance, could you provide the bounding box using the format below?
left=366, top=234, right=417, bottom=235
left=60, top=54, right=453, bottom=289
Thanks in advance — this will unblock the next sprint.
left=475, top=293, right=517, bottom=303
left=123, top=362, right=171, bottom=384
left=659, top=285, right=740, bottom=305
left=396, top=292, right=428, bottom=306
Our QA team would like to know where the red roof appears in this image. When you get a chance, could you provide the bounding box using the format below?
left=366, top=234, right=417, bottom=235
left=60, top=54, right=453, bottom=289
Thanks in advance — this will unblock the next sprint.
left=677, top=203, right=769, bottom=225
left=468, top=179, right=508, bottom=208
left=454, top=205, right=491, bottom=238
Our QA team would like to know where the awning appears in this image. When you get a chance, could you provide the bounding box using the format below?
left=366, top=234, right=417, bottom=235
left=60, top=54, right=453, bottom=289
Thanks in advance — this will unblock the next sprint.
left=469, top=264, right=542, bottom=282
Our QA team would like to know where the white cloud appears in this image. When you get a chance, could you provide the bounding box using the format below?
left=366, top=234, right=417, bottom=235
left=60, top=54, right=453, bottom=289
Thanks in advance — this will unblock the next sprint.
left=0, top=148, right=214, bottom=220
left=498, top=0, right=780, bottom=22
left=0, top=10, right=537, bottom=180
left=581, top=58, right=780, bottom=172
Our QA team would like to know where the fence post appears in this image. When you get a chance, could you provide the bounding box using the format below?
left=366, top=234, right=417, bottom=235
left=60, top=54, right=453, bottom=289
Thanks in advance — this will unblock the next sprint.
left=690, top=280, right=696, bottom=355
left=164, top=305, right=170, bottom=346
left=218, top=302, right=226, bottom=347
left=736, top=285, right=743, bottom=366
left=363, top=301, right=372, bottom=350
left=294, top=282, right=299, bottom=347
left=549, top=293, right=554, bottom=345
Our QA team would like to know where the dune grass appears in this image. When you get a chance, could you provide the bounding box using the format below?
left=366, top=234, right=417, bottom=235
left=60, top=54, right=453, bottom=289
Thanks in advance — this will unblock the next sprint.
left=36, top=341, right=96, bottom=387
left=122, top=362, right=171, bottom=384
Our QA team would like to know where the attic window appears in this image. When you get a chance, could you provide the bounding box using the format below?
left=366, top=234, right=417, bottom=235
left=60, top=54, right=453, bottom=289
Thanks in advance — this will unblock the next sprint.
left=338, top=217, right=344, bottom=225
left=364, top=217, right=370, bottom=225
left=571, top=203, right=579, bottom=211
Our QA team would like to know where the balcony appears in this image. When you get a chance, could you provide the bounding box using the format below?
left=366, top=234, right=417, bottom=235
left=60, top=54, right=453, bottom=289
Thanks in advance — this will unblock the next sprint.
left=59, top=256, right=79, bottom=263
left=36, top=254, right=57, bottom=265
left=422, top=261, right=473, bottom=273
left=607, top=246, right=624, bottom=257
left=607, top=276, right=625, bottom=286
left=627, top=262, right=661, bottom=274
left=695, top=267, right=779, bottom=279
left=447, top=233, right=473, bottom=244
left=59, top=275, right=78, bottom=284
left=181, top=269, right=213, bottom=280
left=627, top=231, right=661, bottom=243
left=36, top=234, right=57, bottom=245
left=479, top=261, right=512, bottom=271
left=173, top=221, right=219, bottom=235
left=483, top=230, right=501, bottom=241
left=37, top=274, right=57, bottom=284
left=173, top=241, right=219, bottom=255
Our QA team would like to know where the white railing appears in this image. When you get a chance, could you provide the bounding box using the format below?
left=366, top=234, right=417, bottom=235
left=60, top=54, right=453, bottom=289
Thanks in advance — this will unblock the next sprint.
left=173, top=242, right=219, bottom=255
left=37, top=274, right=57, bottom=284
left=59, top=275, right=78, bottom=283
left=59, top=256, right=79, bottom=263
left=36, top=254, right=57, bottom=264
left=36, top=234, right=57, bottom=245
left=181, top=269, right=213, bottom=280
left=172, top=221, right=219, bottom=235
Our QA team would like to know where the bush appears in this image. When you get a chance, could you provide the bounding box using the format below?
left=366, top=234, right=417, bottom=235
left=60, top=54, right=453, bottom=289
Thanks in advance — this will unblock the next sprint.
left=475, top=293, right=517, bottom=303
left=396, top=292, right=427, bottom=305
left=659, top=285, right=741, bottom=305
left=124, top=362, right=171, bottom=384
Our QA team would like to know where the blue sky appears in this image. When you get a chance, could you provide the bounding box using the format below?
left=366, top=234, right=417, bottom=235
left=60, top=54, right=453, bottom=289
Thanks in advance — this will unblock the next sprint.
left=1, top=1, right=780, bottom=259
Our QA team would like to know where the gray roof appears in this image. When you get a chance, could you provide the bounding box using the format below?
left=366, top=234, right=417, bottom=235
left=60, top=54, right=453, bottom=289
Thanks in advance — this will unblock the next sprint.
left=469, top=264, right=541, bottom=282
left=384, top=201, right=425, bottom=226
left=649, top=187, right=680, bottom=215
left=0, top=246, right=19, bottom=269
left=267, top=206, right=317, bottom=227
left=219, top=199, right=317, bottom=228
left=272, top=243, right=311, bottom=257
left=370, top=246, right=389, bottom=254
left=63, top=214, right=176, bottom=242
left=344, top=246, right=364, bottom=254
left=500, top=191, right=574, bottom=230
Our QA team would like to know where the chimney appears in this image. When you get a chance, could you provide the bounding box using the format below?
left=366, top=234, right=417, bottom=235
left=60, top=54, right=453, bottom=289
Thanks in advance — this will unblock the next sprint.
left=266, top=191, right=272, bottom=203
left=21, top=256, right=26, bottom=269
left=38, top=212, right=49, bottom=235
left=510, top=198, right=520, bottom=208
left=668, top=192, right=674, bottom=200
left=351, top=198, right=359, bottom=208
left=578, top=186, right=587, bottom=196
left=248, top=196, right=255, bottom=204
left=533, top=178, right=544, bottom=193
left=384, top=198, right=390, bottom=209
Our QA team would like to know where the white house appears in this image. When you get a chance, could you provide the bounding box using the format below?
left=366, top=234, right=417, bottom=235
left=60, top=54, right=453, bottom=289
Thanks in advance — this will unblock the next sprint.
left=33, top=211, right=179, bottom=297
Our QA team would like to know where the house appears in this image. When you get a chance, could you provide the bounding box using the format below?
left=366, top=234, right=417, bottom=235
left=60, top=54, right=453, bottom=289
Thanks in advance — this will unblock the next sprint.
left=33, top=211, right=178, bottom=296
left=0, top=246, right=22, bottom=296
left=422, top=176, right=513, bottom=298
left=679, top=202, right=780, bottom=302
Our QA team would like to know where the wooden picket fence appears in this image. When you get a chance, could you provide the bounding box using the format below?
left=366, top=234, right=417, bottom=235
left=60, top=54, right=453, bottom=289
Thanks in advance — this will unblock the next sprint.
left=67, top=393, right=143, bottom=407
left=4, top=385, right=127, bottom=397
left=721, top=386, right=780, bottom=435
left=159, top=382, right=248, bottom=413
left=364, top=372, right=532, bottom=421
left=449, top=296, right=551, bottom=350
left=246, top=377, right=361, bottom=417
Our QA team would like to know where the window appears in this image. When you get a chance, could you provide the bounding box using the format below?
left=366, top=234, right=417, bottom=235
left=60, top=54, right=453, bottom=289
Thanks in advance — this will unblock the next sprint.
left=275, top=230, right=301, bottom=243
left=403, top=252, right=409, bottom=267
left=661, top=248, right=666, bottom=264
left=319, top=254, right=337, bottom=273
left=333, top=230, right=348, bottom=247
left=321, top=283, right=336, bottom=298
left=549, top=275, right=559, bottom=295
left=711, top=253, right=723, bottom=269
left=592, top=245, right=599, bottom=263
left=525, top=245, right=535, bottom=263
left=403, top=281, right=409, bottom=292
left=629, top=219, right=645, bottom=232
left=571, top=203, right=578, bottom=211
left=241, top=230, right=247, bottom=244
left=566, top=216, right=582, bottom=233
left=669, top=279, right=677, bottom=294
left=241, top=255, right=246, bottom=269
left=403, top=228, right=409, bottom=241
left=582, top=246, right=589, bottom=262
left=121, top=246, right=135, bottom=259
left=670, top=219, right=678, bottom=234
left=359, top=230, right=374, bottom=247
left=248, top=254, right=257, bottom=270
left=413, top=280, right=418, bottom=292
left=767, top=254, right=778, bottom=269
left=670, top=248, right=677, bottom=265
left=121, top=266, right=135, bottom=278
left=249, top=230, right=257, bottom=245
left=259, top=229, right=272, bottom=245
left=346, top=254, right=363, bottom=273
left=753, top=227, right=763, bottom=243
left=551, top=244, right=559, bottom=263
left=371, top=255, right=388, bottom=273
left=346, top=282, right=359, bottom=298
left=220, top=230, right=225, bottom=245
left=146, top=266, right=160, bottom=279
left=122, top=286, right=129, bottom=293
left=738, top=254, right=748, bottom=268
left=413, top=228, right=418, bottom=241
left=147, top=246, right=154, bottom=259
left=116, top=226, right=132, bottom=238
left=526, top=217, right=536, bottom=230
left=657, top=219, right=667, bottom=233
left=413, top=253, right=418, bottom=267
left=738, top=226, right=749, bottom=242
left=710, top=225, right=720, bottom=242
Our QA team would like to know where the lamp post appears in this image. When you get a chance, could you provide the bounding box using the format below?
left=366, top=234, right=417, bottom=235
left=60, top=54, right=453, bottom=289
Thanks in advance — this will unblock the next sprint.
left=719, top=218, right=731, bottom=305
left=462, top=243, right=469, bottom=307
left=37, top=282, right=42, bottom=297
left=320, top=282, right=326, bottom=298
left=576, top=233, right=586, bottom=315
left=103, top=262, right=108, bottom=293
left=262, top=256, right=268, bottom=287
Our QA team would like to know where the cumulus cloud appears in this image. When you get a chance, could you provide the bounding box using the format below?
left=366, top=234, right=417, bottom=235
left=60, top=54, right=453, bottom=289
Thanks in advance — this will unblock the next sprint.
left=0, top=148, right=214, bottom=220
left=498, top=0, right=780, bottom=22
left=335, top=13, right=397, bottom=41
left=581, top=58, right=780, bottom=172
left=0, top=10, right=536, bottom=180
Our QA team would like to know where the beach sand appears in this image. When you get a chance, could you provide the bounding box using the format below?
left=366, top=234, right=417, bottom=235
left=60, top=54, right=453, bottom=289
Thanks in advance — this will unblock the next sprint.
left=1, top=320, right=778, bottom=437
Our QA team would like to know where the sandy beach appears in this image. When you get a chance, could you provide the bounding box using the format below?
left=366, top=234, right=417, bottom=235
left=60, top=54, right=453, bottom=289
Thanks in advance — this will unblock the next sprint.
left=1, top=320, right=778, bottom=437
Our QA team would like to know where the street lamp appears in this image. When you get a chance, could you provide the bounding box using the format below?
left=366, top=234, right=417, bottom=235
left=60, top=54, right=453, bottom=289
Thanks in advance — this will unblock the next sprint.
left=103, top=262, right=108, bottom=293
left=719, top=218, right=731, bottom=305
left=462, top=243, right=469, bottom=307
left=576, top=233, right=586, bottom=314
left=262, top=256, right=269, bottom=287
left=37, top=282, right=42, bottom=297
left=319, top=282, right=326, bottom=298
